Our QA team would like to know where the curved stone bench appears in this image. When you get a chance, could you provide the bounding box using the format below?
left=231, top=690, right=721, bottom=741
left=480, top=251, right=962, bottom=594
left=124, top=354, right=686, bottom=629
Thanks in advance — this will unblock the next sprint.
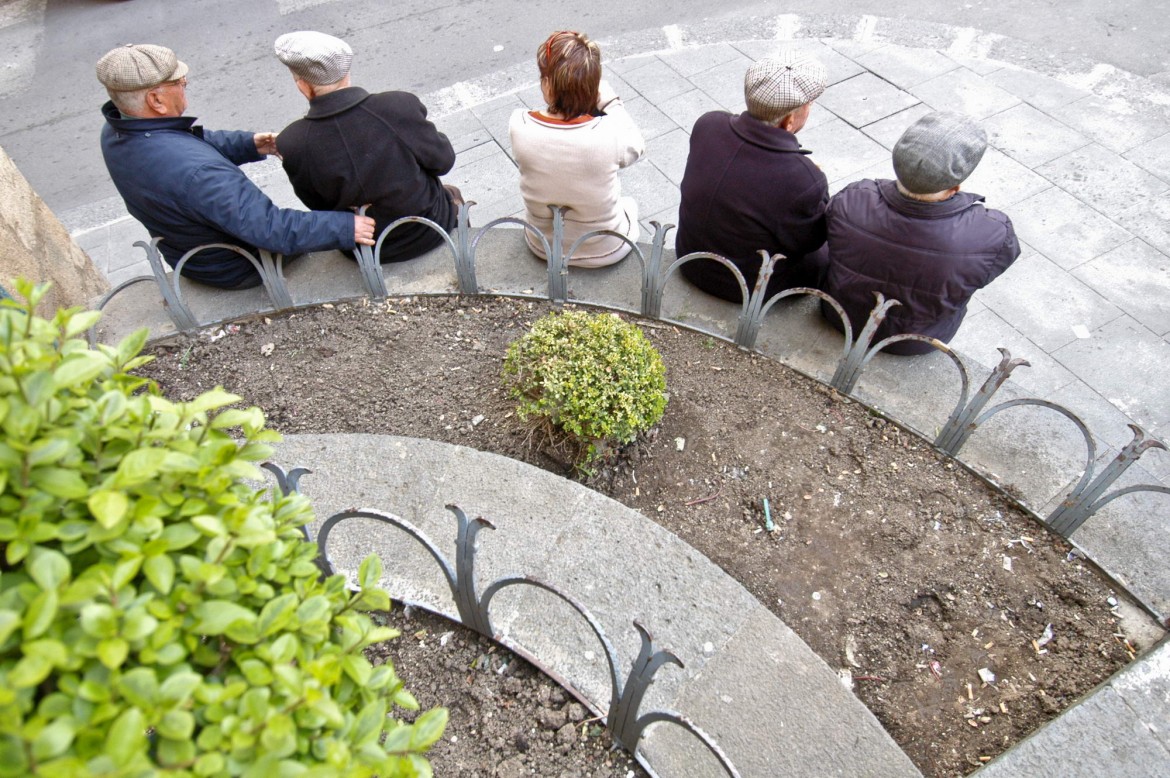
left=270, top=433, right=919, bottom=778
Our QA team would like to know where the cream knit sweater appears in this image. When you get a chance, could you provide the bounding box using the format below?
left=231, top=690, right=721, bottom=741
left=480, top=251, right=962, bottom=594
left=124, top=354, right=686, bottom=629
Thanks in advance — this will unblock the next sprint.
left=509, top=100, right=645, bottom=267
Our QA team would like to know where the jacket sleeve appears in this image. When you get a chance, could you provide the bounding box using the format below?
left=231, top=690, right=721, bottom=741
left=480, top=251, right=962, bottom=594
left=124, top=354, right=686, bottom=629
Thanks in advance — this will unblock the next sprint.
left=601, top=100, right=645, bottom=169
left=183, top=159, right=355, bottom=255
left=391, top=94, right=456, bottom=177
left=201, top=129, right=265, bottom=167
left=783, top=173, right=829, bottom=258
left=981, top=211, right=1021, bottom=286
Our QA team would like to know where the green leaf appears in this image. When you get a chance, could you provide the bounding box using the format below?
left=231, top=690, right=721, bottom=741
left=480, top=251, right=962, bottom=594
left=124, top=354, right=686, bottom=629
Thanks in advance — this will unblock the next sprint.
left=63, top=309, right=103, bottom=338
left=113, top=448, right=167, bottom=487
left=88, top=490, right=129, bottom=529
left=257, top=593, right=298, bottom=637
left=0, top=735, right=28, bottom=778
left=350, top=700, right=386, bottom=746
left=185, top=387, right=241, bottom=414
left=9, top=652, right=53, bottom=688
left=30, top=467, right=89, bottom=499
left=157, top=710, right=195, bottom=741
left=26, top=437, right=72, bottom=467
left=193, top=600, right=258, bottom=636
left=358, top=555, right=383, bottom=591
left=52, top=351, right=109, bottom=390
left=97, top=637, right=129, bottom=669
left=341, top=654, right=373, bottom=687
left=80, top=603, right=118, bottom=638
left=0, top=611, right=19, bottom=645
left=106, top=707, right=146, bottom=767
left=158, top=671, right=201, bottom=704
left=28, top=548, right=71, bottom=590
left=410, top=707, right=449, bottom=751
left=116, top=667, right=159, bottom=709
left=143, top=554, right=175, bottom=594
left=32, top=715, right=76, bottom=762
left=115, top=328, right=149, bottom=366
left=23, top=589, right=58, bottom=640
left=258, top=713, right=297, bottom=758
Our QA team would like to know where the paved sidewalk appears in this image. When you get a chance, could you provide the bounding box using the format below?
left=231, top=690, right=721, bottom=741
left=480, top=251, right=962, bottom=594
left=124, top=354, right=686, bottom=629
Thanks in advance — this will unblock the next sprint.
left=75, top=19, right=1170, bottom=776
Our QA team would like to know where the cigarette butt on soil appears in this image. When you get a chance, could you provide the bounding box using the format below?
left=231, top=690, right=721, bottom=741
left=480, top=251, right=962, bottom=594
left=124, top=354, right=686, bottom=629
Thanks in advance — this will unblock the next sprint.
left=763, top=498, right=774, bottom=532
left=999, top=702, right=1008, bottom=714
left=966, top=683, right=974, bottom=700
left=980, top=756, right=992, bottom=762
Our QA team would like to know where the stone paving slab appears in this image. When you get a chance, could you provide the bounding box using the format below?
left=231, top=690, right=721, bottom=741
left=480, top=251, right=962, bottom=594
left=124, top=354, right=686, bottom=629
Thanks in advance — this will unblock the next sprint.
left=272, top=434, right=917, bottom=778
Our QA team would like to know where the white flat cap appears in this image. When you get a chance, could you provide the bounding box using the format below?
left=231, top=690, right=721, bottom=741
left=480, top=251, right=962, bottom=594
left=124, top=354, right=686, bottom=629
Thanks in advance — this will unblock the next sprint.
left=274, top=31, right=353, bottom=85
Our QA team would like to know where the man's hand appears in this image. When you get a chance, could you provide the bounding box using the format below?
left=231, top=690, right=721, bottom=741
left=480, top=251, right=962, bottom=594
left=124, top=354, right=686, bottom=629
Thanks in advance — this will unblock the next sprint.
left=354, top=214, right=377, bottom=246
left=254, top=132, right=280, bottom=158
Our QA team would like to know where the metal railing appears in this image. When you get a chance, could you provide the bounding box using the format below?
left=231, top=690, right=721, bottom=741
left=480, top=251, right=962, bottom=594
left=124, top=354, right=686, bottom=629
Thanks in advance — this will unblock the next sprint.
left=96, top=203, right=1168, bottom=545
left=262, top=463, right=741, bottom=778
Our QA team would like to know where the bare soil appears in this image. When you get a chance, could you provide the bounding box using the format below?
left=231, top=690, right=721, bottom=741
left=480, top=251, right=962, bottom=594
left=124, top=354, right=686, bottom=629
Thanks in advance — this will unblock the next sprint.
left=138, top=295, right=1157, bottom=777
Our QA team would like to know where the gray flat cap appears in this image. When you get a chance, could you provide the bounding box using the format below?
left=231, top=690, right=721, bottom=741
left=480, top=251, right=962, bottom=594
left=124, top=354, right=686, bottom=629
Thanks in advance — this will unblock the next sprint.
left=96, top=44, right=188, bottom=91
left=893, top=111, right=988, bottom=194
left=744, top=51, right=826, bottom=121
left=275, top=31, right=353, bottom=85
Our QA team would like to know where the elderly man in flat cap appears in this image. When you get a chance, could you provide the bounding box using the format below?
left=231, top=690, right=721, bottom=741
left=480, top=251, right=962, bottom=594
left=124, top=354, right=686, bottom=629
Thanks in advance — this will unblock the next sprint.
left=821, top=111, right=1020, bottom=355
left=96, top=44, right=376, bottom=289
left=274, top=31, right=458, bottom=264
left=675, top=51, right=830, bottom=303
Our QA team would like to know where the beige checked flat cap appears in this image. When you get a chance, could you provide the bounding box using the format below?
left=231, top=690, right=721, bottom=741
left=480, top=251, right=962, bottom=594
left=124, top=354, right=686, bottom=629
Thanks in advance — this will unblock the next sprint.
left=744, top=51, right=826, bottom=121
left=96, top=44, right=188, bottom=92
left=274, top=31, right=353, bottom=85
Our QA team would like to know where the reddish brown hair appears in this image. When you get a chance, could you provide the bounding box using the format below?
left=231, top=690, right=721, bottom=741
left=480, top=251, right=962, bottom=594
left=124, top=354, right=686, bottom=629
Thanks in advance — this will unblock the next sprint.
left=537, top=31, right=602, bottom=119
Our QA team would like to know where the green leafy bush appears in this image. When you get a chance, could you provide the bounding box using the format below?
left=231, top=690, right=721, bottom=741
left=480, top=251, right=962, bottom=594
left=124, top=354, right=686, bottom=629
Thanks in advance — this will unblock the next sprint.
left=0, top=281, right=445, bottom=777
left=502, top=309, right=667, bottom=470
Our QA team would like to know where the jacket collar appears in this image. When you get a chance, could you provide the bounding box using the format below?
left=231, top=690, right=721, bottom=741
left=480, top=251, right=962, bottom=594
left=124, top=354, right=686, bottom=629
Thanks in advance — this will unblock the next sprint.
left=729, top=111, right=811, bottom=155
left=876, top=179, right=985, bottom=218
left=304, top=86, right=371, bottom=119
left=101, top=100, right=199, bottom=133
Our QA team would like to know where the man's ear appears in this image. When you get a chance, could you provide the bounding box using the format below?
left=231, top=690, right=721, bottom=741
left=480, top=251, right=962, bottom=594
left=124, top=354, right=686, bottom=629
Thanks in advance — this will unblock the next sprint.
left=294, top=76, right=315, bottom=100
left=143, top=88, right=167, bottom=115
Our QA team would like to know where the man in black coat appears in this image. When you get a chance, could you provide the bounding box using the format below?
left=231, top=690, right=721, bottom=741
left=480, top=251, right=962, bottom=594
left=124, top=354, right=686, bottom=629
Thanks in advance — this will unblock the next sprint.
left=274, top=31, right=458, bottom=264
left=675, top=51, right=829, bottom=303
left=822, top=111, right=1020, bottom=355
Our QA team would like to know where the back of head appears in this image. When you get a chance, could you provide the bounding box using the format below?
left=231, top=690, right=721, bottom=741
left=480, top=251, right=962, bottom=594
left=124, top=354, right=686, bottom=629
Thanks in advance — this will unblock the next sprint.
left=274, top=30, right=353, bottom=85
left=893, top=111, right=988, bottom=196
left=537, top=31, right=601, bottom=119
left=96, top=43, right=188, bottom=92
left=744, top=51, right=826, bottom=124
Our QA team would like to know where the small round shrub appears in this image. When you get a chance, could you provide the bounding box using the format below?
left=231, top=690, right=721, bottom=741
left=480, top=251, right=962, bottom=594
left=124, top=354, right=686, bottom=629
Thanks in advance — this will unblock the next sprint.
left=502, top=309, right=667, bottom=470
left=0, top=282, right=444, bottom=777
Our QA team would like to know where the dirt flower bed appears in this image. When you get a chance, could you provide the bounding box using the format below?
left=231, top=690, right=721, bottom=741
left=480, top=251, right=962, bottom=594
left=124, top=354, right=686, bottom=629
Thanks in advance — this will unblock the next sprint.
left=139, top=296, right=1159, bottom=777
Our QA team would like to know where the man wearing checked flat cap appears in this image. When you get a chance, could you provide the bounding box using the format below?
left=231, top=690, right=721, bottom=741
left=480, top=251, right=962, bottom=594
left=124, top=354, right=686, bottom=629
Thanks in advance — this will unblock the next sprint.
left=675, top=51, right=830, bottom=303
left=821, top=111, right=1020, bottom=355
left=96, top=44, right=376, bottom=289
left=274, top=31, right=459, bottom=264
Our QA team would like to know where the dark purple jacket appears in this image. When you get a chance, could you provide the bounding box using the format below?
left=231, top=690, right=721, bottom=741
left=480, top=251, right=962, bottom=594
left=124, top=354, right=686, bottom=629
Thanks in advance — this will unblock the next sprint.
left=823, top=179, right=1020, bottom=355
left=278, top=87, right=456, bottom=263
left=675, top=111, right=829, bottom=303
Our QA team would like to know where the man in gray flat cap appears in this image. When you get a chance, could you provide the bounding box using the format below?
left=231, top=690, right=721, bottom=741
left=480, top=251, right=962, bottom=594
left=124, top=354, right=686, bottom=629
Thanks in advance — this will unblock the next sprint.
left=97, top=43, right=376, bottom=289
left=821, top=111, right=1020, bottom=355
left=275, top=31, right=458, bottom=264
left=675, top=51, right=829, bottom=302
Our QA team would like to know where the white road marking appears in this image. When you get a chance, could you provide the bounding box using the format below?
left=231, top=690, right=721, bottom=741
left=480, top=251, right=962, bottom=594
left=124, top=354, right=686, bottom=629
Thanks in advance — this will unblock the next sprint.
left=0, top=0, right=46, bottom=98
left=854, top=15, right=878, bottom=43
left=774, top=14, right=801, bottom=41
left=947, top=27, right=1004, bottom=59
left=662, top=24, right=685, bottom=50
left=277, top=0, right=340, bottom=16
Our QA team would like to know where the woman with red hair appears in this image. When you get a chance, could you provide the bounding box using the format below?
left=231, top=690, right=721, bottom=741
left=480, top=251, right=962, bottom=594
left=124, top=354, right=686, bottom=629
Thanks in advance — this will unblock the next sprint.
left=509, top=31, right=645, bottom=268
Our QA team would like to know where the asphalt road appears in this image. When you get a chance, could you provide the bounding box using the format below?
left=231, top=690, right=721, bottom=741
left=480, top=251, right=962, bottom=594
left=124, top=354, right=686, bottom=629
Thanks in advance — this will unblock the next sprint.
left=0, top=0, right=1167, bottom=217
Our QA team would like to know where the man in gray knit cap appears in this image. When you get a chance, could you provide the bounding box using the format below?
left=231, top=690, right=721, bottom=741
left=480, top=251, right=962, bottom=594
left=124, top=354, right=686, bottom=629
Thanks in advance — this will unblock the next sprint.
left=96, top=43, right=375, bottom=289
left=821, top=111, right=1020, bottom=355
left=274, top=31, right=458, bottom=264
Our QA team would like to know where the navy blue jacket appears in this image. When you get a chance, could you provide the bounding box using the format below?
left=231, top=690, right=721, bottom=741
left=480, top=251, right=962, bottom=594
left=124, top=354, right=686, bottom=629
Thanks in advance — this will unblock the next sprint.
left=100, top=101, right=354, bottom=288
left=823, top=179, right=1020, bottom=355
left=675, top=111, right=829, bottom=303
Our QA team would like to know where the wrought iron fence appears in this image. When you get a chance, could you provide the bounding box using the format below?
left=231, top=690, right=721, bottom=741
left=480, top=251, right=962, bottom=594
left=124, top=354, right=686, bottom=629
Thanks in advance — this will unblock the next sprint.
left=262, top=463, right=742, bottom=778
left=95, top=203, right=1168, bottom=544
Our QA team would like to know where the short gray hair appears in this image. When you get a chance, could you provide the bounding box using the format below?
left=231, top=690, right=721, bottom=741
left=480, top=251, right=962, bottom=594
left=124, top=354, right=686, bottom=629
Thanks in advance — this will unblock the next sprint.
left=107, top=86, right=151, bottom=116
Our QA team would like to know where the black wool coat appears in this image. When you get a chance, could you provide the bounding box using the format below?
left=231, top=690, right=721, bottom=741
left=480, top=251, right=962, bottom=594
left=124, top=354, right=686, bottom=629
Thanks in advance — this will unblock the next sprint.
left=278, top=87, right=456, bottom=263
